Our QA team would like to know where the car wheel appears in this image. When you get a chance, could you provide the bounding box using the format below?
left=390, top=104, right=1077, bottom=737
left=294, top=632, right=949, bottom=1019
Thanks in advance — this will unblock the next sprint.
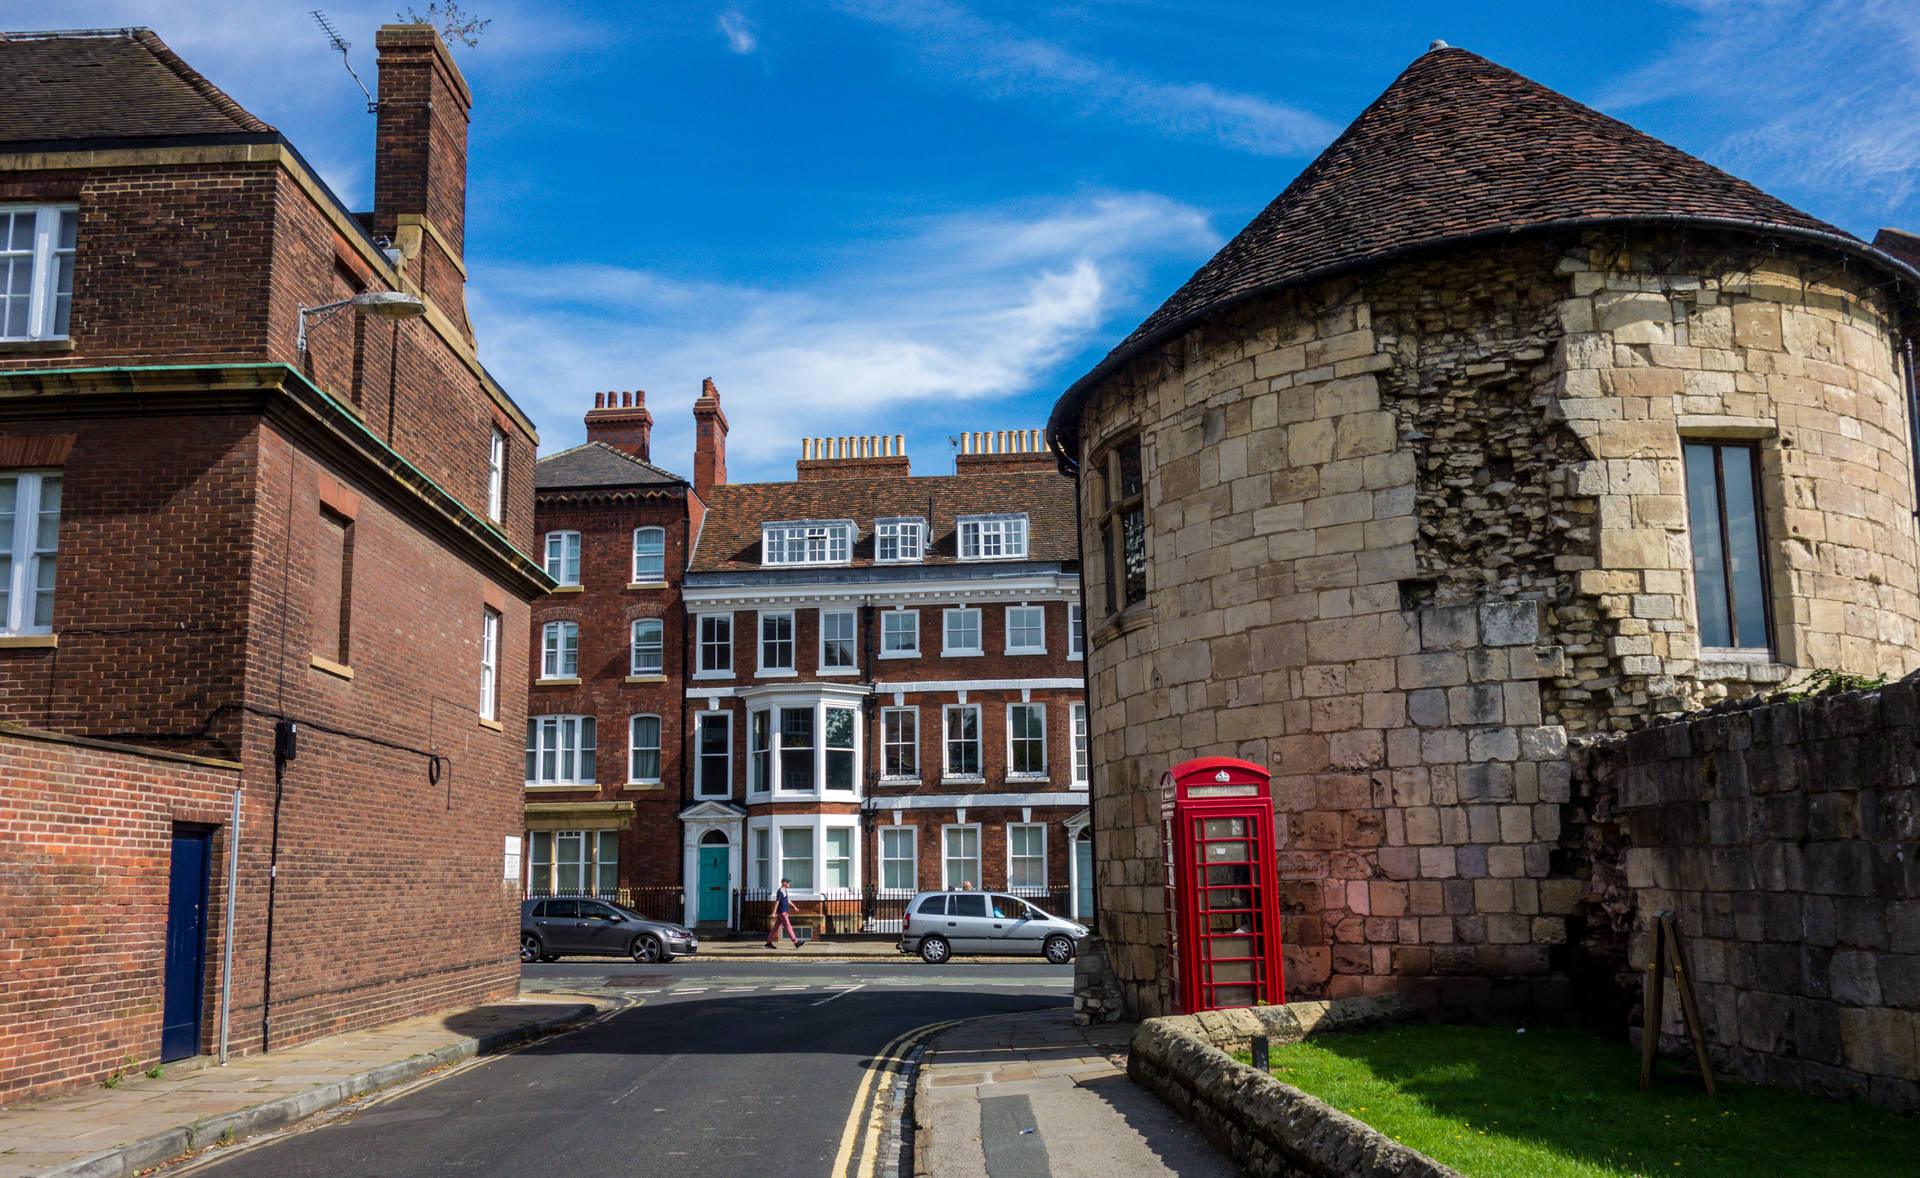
left=919, top=935, right=951, bottom=964
left=631, top=934, right=663, bottom=964
left=1044, top=935, right=1075, bottom=964
left=521, top=933, right=543, bottom=964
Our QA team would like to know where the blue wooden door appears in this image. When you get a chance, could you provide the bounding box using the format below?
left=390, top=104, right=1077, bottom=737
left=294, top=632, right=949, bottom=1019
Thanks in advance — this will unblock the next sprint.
left=697, top=846, right=729, bottom=923
left=162, top=827, right=211, bottom=1062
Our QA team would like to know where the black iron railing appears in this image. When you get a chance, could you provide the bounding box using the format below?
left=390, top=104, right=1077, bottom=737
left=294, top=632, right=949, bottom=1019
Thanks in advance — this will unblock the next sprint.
left=732, top=884, right=1075, bottom=935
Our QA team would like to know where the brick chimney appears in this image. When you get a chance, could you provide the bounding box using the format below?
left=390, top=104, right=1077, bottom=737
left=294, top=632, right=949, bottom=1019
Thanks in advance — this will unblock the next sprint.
left=953, top=429, right=1055, bottom=474
left=372, top=24, right=472, bottom=338
left=585, top=391, right=653, bottom=461
left=797, top=435, right=911, bottom=481
left=693, top=378, right=728, bottom=501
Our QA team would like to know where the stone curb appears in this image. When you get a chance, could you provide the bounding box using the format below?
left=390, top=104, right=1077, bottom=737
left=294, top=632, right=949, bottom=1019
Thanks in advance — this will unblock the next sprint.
left=36, top=1001, right=605, bottom=1178
left=1128, top=996, right=1463, bottom=1178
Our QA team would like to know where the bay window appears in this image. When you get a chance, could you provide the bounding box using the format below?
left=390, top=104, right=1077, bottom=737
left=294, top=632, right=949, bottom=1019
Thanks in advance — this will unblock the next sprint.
left=527, top=829, right=618, bottom=897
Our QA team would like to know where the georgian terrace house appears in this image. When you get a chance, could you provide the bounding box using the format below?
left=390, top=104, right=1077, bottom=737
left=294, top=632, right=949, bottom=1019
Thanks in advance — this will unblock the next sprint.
left=676, top=429, right=1092, bottom=933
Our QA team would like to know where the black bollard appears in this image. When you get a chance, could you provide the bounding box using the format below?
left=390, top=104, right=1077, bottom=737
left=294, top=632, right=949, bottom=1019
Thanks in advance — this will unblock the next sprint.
left=1251, top=1033, right=1269, bottom=1071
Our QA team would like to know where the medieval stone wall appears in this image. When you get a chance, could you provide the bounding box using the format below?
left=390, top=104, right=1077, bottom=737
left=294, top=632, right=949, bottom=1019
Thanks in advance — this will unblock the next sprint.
left=1572, top=677, right=1920, bottom=1113
left=1074, top=230, right=1917, bottom=1019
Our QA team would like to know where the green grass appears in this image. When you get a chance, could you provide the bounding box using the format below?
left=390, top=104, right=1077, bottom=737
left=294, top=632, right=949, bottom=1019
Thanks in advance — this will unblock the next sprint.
left=1241, top=1024, right=1918, bottom=1178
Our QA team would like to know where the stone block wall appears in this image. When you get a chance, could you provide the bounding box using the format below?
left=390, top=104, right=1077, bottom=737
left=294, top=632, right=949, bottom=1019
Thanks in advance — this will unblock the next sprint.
left=1573, top=677, right=1920, bottom=1113
left=1073, top=230, right=1917, bottom=1019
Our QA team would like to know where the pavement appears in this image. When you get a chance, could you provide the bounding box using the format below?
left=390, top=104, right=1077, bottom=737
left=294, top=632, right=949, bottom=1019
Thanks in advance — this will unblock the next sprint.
left=915, top=1008, right=1241, bottom=1178
left=0, top=994, right=612, bottom=1178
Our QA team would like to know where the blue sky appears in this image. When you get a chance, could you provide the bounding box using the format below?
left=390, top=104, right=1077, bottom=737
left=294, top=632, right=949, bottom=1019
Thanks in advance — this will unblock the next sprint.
left=11, top=1, right=1920, bottom=481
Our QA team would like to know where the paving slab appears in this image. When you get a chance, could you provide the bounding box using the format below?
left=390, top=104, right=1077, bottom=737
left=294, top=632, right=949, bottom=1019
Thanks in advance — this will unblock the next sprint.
left=914, top=1008, right=1241, bottom=1178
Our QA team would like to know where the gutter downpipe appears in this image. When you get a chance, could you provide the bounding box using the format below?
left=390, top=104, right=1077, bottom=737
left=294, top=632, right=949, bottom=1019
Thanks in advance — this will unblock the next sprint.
left=217, top=786, right=241, bottom=1064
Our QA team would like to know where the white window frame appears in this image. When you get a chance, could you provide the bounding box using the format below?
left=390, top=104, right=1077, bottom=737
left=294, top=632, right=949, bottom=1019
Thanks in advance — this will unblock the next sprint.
left=0, top=471, right=58, bottom=637
left=486, top=428, right=505, bottom=523
left=761, top=519, right=853, bottom=567
left=943, top=703, right=983, bottom=781
left=1008, top=823, right=1047, bottom=890
left=779, top=825, right=817, bottom=891
left=879, top=825, right=918, bottom=893
left=1004, top=605, right=1046, bottom=654
left=631, top=526, right=666, bottom=583
left=748, top=707, right=771, bottom=795
left=478, top=607, right=500, bottom=721
left=758, top=610, right=796, bottom=676
left=0, top=204, right=76, bottom=342
left=880, top=609, right=919, bottom=658
left=875, top=517, right=925, bottom=564
left=752, top=826, right=771, bottom=890
left=1069, top=603, right=1084, bottom=660
left=526, top=714, right=597, bottom=785
left=695, top=711, right=731, bottom=798
left=544, top=530, right=581, bottom=587
left=528, top=829, right=618, bottom=898
left=628, top=714, right=662, bottom=784
left=819, top=608, right=857, bottom=674
left=957, top=513, right=1028, bottom=561
left=1071, top=702, right=1089, bottom=786
left=942, top=607, right=981, bottom=657
left=630, top=618, right=664, bottom=676
left=880, top=706, right=918, bottom=780
left=1007, top=702, right=1047, bottom=779
left=823, top=825, right=854, bottom=890
left=696, top=612, right=732, bottom=677
left=942, top=824, right=982, bottom=890
left=540, top=620, right=578, bottom=680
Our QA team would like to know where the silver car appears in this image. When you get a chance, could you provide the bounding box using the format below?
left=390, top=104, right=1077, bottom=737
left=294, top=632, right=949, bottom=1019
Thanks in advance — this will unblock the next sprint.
left=897, top=891, right=1088, bottom=964
left=521, top=898, right=698, bottom=963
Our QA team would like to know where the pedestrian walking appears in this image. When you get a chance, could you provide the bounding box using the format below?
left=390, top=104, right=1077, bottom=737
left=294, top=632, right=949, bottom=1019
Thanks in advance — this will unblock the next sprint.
left=766, top=877, right=800, bottom=948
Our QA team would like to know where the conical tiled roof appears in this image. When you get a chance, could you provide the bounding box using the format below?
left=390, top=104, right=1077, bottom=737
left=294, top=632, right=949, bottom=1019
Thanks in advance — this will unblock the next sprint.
left=1049, top=46, right=1913, bottom=460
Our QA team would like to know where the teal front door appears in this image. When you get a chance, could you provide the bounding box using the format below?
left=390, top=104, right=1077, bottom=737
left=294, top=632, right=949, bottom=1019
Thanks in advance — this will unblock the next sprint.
left=697, top=845, right=730, bottom=923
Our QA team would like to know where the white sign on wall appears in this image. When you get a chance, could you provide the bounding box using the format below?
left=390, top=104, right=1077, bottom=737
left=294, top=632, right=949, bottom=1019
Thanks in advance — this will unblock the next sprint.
left=503, top=834, right=522, bottom=883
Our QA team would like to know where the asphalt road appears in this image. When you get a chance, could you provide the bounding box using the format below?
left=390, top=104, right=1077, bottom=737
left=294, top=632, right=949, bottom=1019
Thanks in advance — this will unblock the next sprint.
left=184, top=957, right=1071, bottom=1177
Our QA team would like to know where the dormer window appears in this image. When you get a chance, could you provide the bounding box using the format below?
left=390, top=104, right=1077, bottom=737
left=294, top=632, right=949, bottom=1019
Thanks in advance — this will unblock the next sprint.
left=875, top=517, right=925, bottom=563
left=957, top=513, right=1028, bottom=561
left=762, top=520, right=853, bottom=567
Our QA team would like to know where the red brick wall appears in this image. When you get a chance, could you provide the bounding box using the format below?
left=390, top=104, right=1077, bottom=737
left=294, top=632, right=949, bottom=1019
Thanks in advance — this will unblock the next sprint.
left=0, top=730, right=239, bottom=1104
left=527, top=491, right=689, bottom=891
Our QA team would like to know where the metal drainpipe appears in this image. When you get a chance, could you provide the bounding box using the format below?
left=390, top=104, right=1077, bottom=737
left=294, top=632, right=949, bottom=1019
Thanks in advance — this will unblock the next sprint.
left=679, top=489, right=695, bottom=926
left=1067, top=454, right=1098, bottom=937
left=860, top=599, right=877, bottom=903
left=217, top=786, right=241, bottom=1064
left=1904, top=335, right=1920, bottom=534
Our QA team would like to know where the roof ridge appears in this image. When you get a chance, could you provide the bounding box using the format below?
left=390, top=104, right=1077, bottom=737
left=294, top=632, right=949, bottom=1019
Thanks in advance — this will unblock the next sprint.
left=130, top=28, right=272, bottom=134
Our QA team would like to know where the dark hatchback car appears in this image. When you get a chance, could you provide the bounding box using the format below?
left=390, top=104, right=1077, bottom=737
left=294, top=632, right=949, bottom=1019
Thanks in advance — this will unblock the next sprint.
left=521, top=898, right=698, bottom=963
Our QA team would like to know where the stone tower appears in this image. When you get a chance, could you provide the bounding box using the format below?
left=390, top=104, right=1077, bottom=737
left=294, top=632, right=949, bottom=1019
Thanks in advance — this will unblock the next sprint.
left=1048, top=46, right=1920, bottom=1017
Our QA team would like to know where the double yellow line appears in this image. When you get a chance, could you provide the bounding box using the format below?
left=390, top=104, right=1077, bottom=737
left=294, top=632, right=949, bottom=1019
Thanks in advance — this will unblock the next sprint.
left=830, top=1018, right=958, bottom=1178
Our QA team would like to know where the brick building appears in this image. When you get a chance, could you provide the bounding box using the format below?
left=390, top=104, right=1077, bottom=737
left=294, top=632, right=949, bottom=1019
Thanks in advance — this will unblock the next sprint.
left=525, top=390, right=692, bottom=916
left=1047, top=47, right=1920, bottom=1018
left=680, top=427, right=1090, bottom=933
left=0, top=26, right=548, bottom=1102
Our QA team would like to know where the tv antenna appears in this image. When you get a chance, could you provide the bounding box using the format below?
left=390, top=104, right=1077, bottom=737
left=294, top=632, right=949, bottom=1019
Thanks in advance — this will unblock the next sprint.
left=312, top=11, right=377, bottom=113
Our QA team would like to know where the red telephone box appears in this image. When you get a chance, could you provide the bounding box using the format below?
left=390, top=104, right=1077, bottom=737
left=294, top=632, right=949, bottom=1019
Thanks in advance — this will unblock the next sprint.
left=1162, top=756, right=1284, bottom=1013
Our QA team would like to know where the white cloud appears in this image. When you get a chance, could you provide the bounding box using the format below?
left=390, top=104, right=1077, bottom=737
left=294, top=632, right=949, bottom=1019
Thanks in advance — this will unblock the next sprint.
left=835, top=0, right=1336, bottom=157
left=468, top=193, right=1219, bottom=479
left=718, top=10, right=757, bottom=54
left=1598, top=0, right=1920, bottom=215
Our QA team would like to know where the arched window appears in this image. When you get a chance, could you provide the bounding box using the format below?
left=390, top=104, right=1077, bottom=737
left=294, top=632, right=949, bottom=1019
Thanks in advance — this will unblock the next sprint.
left=631, top=618, right=664, bottom=675
left=632, top=527, right=666, bottom=582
